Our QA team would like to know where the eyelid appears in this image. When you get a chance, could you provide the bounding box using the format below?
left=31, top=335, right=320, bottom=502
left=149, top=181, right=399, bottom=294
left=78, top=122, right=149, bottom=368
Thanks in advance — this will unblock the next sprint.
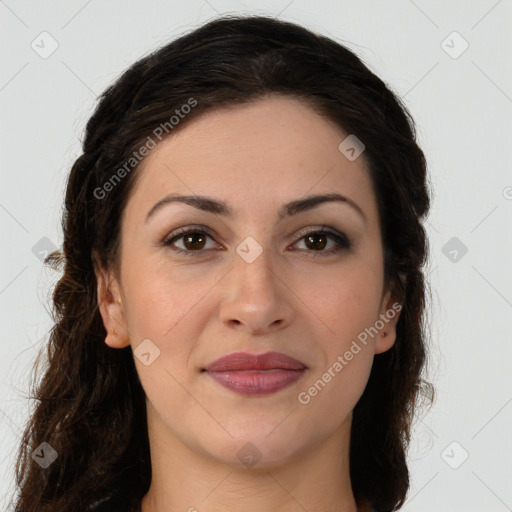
left=292, top=225, right=350, bottom=244
left=161, top=224, right=352, bottom=256
left=161, top=224, right=217, bottom=244
left=289, top=226, right=352, bottom=253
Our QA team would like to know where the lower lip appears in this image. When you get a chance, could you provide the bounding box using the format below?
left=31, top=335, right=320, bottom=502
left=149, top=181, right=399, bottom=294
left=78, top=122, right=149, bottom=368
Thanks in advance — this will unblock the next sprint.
left=205, top=369, right=307, bottom=395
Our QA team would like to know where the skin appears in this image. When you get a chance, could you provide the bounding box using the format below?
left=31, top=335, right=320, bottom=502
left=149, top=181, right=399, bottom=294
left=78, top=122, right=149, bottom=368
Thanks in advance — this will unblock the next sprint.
left=97, top=95, right=401, bottom=512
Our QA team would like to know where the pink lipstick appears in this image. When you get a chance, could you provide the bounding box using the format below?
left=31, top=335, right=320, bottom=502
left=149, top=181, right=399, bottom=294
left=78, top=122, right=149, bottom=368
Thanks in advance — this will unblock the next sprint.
left=203, top=351, right=307, bottom=396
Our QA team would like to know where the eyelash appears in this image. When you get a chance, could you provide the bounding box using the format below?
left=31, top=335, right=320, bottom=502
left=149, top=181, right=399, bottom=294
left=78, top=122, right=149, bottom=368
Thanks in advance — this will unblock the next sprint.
left=161, top=225, right=352, bottom=257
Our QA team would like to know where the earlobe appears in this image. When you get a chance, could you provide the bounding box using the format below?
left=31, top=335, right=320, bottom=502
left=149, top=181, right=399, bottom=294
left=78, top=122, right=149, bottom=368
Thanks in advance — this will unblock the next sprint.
left=375, top=328, right=396, bottom=354
left=95, top=264, right=130, bottom=349
left=374, top=288, right=402, bottom=355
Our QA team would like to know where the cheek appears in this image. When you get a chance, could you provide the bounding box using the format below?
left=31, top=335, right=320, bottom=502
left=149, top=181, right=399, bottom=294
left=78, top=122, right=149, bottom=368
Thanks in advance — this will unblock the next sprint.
left=121, top=256, right=222, bottom=342
left=294, top=333, right=374, bottom=449
left=298, top=259, right=383, bottom=340
left=293, top=259, right=382, bottom=404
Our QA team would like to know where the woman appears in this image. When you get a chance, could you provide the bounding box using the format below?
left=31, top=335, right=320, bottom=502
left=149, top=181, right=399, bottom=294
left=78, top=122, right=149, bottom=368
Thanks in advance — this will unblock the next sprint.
left=14, top=14, right=433, bottom=512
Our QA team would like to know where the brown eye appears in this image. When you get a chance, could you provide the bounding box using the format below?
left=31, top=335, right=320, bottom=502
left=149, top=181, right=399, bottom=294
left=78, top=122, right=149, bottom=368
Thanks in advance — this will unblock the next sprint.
left=292, top=229, right=351, bottom=255
left=162, top=227, right=218, bottom=255
left=183, top=232, right=207, bottom=251
left=304, top=233, right=328, bottom=251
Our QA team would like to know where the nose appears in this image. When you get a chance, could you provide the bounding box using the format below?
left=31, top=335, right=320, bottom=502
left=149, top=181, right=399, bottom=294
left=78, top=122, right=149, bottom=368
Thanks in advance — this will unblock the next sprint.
left=218, top=247, right=294, bottom=335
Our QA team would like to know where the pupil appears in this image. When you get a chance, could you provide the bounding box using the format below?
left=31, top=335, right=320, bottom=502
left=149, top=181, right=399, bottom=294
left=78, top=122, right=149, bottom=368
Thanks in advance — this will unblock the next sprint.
left=306, top=234, right=326, bottom=250
left=185, top=233, right=205, bottom=250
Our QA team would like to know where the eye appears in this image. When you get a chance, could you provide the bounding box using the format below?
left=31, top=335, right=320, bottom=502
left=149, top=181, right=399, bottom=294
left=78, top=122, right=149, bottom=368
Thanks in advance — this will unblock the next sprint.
left=162, top=226, right=219, bottom=256
left=291, top=227, right=351, bottom=256
left=161, top=225, right=352, bottom=257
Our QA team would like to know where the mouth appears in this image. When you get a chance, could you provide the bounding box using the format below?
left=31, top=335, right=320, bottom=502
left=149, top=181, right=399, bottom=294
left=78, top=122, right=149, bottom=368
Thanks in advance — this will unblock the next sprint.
left=202, top=351, right=307, bottom=396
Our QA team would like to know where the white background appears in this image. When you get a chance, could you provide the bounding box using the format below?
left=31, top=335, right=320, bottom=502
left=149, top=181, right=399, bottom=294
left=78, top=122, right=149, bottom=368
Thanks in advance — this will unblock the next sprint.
left=1, top=1, right=511, bottom=511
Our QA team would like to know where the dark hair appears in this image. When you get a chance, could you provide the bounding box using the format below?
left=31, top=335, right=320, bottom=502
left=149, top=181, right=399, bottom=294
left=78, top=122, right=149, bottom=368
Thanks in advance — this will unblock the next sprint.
left=14, top=14, right=433, bottom=512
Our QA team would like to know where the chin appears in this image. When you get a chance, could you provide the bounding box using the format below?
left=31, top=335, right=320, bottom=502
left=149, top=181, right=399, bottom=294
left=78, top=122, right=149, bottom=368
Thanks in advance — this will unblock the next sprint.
left=198, top=425, right=310, bottom=470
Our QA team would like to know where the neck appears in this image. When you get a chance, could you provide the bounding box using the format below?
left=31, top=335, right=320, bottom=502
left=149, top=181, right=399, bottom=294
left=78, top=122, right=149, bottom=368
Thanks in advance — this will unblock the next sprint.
left=141, top=402, right=361, bottom=512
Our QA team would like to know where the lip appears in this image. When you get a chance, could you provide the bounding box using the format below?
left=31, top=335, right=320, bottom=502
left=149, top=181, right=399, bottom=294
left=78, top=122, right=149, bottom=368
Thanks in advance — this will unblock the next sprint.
left=203, top=351, right=307, bottom=396
left=204, top=351, right=307, bottom=372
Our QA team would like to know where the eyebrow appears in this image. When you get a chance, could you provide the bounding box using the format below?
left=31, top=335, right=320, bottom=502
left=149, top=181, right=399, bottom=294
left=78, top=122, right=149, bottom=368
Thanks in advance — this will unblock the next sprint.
left=145, top=192, right=366, bottom=223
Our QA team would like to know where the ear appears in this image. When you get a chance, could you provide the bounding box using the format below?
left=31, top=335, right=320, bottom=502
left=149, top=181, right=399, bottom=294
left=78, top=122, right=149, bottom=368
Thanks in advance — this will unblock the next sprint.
left=374, top=281, right=403, bottom=355
left=95, top=261, right=130, bottom=349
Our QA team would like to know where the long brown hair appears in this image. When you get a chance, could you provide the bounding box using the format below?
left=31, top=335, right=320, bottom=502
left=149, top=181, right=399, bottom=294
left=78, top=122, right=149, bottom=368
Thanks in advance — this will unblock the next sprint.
left=14, top=14, right=433, bottom=512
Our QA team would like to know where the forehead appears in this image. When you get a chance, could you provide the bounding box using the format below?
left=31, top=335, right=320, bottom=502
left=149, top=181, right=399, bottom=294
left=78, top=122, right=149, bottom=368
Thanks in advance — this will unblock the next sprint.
left=124, top=95, right=379, bottom=225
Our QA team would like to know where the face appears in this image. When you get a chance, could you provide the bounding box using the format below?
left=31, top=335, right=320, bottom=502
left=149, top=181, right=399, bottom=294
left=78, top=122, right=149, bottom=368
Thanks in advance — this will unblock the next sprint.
left=97, top=95, right=400, bottom=468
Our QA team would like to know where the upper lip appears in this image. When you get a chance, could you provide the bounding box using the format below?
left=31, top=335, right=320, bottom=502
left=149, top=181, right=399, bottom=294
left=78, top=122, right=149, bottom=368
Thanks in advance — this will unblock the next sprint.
left=203, top=351, right=307, bottom=372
